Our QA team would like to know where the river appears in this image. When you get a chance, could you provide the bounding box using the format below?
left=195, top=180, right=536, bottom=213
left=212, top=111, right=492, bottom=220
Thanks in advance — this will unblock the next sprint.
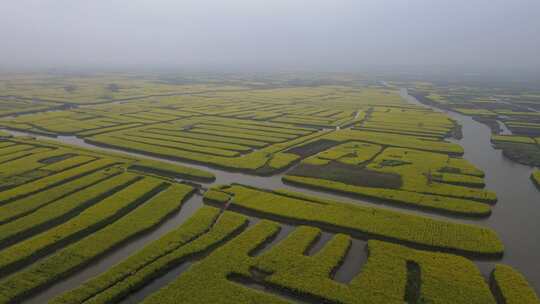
left=403, top=88, right=540, bottom=291
left=3, top=88, right=539, bottom=302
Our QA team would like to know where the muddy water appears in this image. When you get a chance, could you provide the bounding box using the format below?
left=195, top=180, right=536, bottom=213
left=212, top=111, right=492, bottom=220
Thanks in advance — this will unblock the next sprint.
left=403, top=89, right=540, bottom=291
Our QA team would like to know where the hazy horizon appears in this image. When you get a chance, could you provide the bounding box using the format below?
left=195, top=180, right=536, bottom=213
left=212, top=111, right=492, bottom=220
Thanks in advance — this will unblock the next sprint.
left=2, top=0, right=540, bottom=71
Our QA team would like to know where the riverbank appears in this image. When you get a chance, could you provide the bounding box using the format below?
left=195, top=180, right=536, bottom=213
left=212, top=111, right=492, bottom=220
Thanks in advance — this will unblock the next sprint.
left=403, top=88, right=540, bottom=292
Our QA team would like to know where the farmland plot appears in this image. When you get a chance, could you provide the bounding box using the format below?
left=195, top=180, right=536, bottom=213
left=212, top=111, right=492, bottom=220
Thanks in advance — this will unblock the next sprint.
left=0, top=78, right=537, bottom=304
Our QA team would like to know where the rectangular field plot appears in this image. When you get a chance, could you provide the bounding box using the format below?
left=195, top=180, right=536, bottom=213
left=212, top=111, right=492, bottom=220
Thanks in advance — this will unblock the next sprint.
left=86, top=117, right=326, bottom=173
left=355, top=106, right=458, bottom=138
left=283, top=128, right=494, bottom=216
left=0, top=85, right=409, bottom=174
left=0, top=138, right=213, bottom=187
left=204, top=184, right=502, bottom=256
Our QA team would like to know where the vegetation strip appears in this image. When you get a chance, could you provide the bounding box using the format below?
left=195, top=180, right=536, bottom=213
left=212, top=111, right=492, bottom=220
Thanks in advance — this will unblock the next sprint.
left=0, top=168, right=118, bottom=225
left=0, top=176, right=164, bottom=277
left=0, top=183, right=195, bottom=303
left=0, top=158, right=118, bottom=205
left=0, top=170, right=133, bottom=249
left=531, top=169, right=540, bottom=189
left=51, top=207, right=247, bottom=304
left=139, top=218, right=508, bottom=304
left=204, top=184, right=503, bottom=257
left=283, top=175, right=492, bottom=217
left=490, top=264, right=540, bottom=304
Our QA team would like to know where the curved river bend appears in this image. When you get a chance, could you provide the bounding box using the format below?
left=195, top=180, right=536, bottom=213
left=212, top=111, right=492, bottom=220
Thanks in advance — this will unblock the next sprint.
left=403, top=89, right=540, bottom=291
left=3, top=88, right=539, bottom=303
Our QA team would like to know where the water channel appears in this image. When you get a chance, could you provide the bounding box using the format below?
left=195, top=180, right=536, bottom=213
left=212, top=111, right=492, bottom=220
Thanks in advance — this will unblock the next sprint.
left=403, top=88, right=540, bottom=291
left=3, top=87, right=539, bottom=303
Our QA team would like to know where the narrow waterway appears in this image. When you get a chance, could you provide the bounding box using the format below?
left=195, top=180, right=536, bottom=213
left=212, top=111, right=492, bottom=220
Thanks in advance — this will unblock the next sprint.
left=2, top=88, right=540, bottom=302
left=21, top=195, right=205, bottom=304
left=3, top=129, right=471, bottom=222
left=403, top=89, right=540, bottom=291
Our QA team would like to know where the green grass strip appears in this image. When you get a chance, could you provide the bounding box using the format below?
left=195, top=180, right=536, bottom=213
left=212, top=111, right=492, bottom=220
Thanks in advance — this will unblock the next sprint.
left=490, top=264, right=540, bottom=304
left=129, top=159, right=215, bottom=182
left=134, top=130, right=252, bottom=152
left=0, top=183, right=194, bottom=303
left=0, top=143, right=37, bottom=157
left=0, top=176, right=164, bottom=276
left=0, top=149, right=77, bottom=176
left=118, top=133, right=240, bottom=157
left=0, top=158, right=118, bottom=205
left=0, top=149, right=47, bottom=165
left=145, top=127, right=268, bottom=147
left=283, top=175, right=492, bottom=216
left=0, top=171, right=137, bottom=248
left=52, top=207, right=246, bottom=304
left=141, top=220, right=285, bottom=304
left=39, top=155, right=96, bottom=172
left=0, top=168, right=119, bottom=225
left=206, top=184, right=503, bottom=257
left=531, top=169, right=540, bottom=189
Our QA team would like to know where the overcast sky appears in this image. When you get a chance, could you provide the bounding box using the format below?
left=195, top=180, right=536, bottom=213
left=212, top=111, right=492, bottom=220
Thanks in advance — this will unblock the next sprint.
left=1, top=0, right=539, bottom=71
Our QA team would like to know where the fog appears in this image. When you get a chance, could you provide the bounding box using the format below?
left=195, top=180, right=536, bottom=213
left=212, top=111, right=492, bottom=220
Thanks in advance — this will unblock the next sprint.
left=1, top=0, right=539, bottom=71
